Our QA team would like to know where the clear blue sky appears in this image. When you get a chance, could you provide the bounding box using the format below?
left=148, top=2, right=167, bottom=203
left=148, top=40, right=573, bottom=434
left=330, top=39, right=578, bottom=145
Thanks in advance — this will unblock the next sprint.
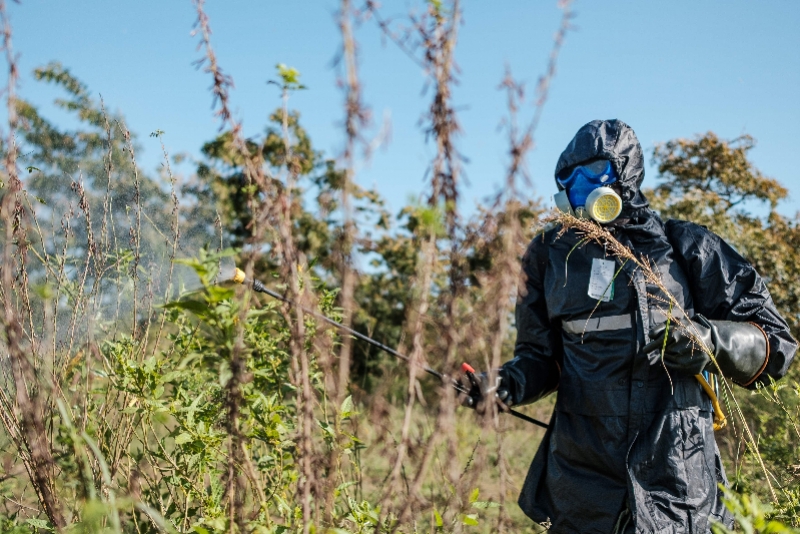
left=7, top=1, right=800, bottom=217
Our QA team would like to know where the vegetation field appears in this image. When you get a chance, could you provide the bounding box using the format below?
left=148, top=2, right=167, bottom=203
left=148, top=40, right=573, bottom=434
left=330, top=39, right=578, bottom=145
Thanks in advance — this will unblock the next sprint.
left=1, top=1, right=799, bottom=533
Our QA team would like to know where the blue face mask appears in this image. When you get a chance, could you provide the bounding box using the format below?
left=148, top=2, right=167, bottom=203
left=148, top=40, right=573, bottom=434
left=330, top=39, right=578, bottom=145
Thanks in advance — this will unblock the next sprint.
left=557, top=159, right=618, bottom=209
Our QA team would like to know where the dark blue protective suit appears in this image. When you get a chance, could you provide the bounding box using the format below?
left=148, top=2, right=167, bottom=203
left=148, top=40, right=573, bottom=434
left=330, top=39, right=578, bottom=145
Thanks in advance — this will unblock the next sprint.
left=501, top=120, right=797, bottom=533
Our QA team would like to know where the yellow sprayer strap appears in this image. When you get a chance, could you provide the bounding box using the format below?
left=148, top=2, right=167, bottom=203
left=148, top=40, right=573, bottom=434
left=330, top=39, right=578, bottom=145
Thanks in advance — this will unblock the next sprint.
left=695, top=374, right=727, bottom=431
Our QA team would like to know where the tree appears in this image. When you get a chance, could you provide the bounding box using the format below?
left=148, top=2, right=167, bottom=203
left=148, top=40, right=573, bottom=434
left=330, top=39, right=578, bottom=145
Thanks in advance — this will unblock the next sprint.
left=16, top=62, right=171, bottom=247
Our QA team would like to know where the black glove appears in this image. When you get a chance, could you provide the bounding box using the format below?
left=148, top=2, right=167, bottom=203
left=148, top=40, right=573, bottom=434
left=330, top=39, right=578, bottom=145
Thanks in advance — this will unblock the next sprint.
left=644, top=316, right=714, bottom=375
left=460, top=367, right=512, bottom=411
left=644, top=314, right=768, bottom=385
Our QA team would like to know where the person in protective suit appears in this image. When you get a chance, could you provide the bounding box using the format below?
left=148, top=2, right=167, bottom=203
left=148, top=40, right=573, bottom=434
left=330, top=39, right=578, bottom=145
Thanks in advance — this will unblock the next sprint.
left=464, top=120, right=797, bottom=533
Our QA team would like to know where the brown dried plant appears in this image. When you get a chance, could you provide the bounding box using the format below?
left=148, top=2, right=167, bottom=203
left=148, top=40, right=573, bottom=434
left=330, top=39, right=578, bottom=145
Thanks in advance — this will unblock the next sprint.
left=192, top=2, right=276, bottom=529
left=0, top=1, right=66, bottom=528
left=358, top=1, right=575, bottom=530
left=360, top=1, right=467, bottom=526
left=458, top=3, right=573, bottom=529
left=191, top=2, right=365, bottom=530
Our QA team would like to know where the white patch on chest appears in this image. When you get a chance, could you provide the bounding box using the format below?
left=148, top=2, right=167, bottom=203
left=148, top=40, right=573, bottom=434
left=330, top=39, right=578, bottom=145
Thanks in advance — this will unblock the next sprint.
left=588, top=257, right=616, bottom=302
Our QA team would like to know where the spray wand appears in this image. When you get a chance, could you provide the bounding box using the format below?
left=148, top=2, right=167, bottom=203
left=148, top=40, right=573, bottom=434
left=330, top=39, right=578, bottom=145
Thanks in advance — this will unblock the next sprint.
left=232, top=268, right=549, bottom=429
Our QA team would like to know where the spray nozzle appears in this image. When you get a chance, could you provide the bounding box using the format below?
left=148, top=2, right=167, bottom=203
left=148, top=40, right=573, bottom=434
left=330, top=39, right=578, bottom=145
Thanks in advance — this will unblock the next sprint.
left=231, top=267, right=267, bottom=293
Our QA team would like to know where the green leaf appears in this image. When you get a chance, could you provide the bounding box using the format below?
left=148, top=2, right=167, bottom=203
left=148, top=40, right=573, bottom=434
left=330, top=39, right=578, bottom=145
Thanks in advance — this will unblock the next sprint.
left=340, top=395, right=353, bottom=419
left=317, top=420, right=335, bottom=438
left=163, top=299, right=209, bottom=315
left=174, top=433, right=192, bottom=445
left=173, top=257, right=208, bottom=274
left=206, top=285, right=234, bottom=302
left=469, top=487, right=479, bottom=503
left=433, top=509, right=443, bottom=528
left=274, top=63, right=306, bottom=90
left=336, top=481, right=357, bottom=493
left=32, top=283, right=55, bottom=299
left=219, top=361, right=232, bottom=387
left=26, top=518, right=52, bottom=531
left=460, top=513, right=479, bottom=526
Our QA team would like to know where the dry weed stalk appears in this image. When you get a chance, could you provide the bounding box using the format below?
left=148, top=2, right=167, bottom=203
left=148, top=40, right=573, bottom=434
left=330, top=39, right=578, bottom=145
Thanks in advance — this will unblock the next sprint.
left=64, top=176, right=96, bottom=363
left=120, top=125, right=143, bottom=338
left=192, top=3, right=336, bottom=529
left=421, top=5, right=465, bottom=519
left=151, top=131, right=181, bottom=351
left=526, top=0, right=574, bottom=144
left=274, top=78, right=319, bottom=532
left=469, top=77, right=533, bottom=532
left=552, top=210, right=777, bottom=501
left=462, top=1, right=573, bottom=519
left=0, top=1, right=66, bottom=528
left=192, top=2, right=269, bottom=528
left=335, top=0, right=366, bottom=418
left=458, top=3, right=574, bottom=527
left=364, top=1, right=575, bottom=528
left=311, top=0, right=373, bottom=522
left=366, top=0, right=466, bottom=524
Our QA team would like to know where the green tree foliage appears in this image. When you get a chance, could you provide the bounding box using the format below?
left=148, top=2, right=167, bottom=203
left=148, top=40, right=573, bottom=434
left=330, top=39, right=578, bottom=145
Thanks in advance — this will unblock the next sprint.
left=184, top=103, right=415, bottom=392
left=16, top=62, right=170, bottom=240
left=187, top=110, right=318, bottom=251
left=9, top=63, right=180, bottom=340
left=184, top=63, right=548, bottom=397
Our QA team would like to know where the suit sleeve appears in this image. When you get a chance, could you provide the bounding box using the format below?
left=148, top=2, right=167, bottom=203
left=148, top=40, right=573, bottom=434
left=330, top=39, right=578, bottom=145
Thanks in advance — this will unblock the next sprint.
left=666, top=219, right=797, bottom=388
left=501, top=231, right=562, bottom=405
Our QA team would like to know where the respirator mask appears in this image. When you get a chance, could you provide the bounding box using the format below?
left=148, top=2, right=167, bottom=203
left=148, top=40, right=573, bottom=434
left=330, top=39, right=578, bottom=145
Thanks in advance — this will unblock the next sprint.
left=554, top=159, right=623, bottom=224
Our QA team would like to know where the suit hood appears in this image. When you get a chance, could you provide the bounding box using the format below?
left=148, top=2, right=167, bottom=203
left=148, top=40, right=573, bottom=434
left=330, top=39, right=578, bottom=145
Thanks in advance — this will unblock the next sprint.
left=555, top=119, right=649, bottom=216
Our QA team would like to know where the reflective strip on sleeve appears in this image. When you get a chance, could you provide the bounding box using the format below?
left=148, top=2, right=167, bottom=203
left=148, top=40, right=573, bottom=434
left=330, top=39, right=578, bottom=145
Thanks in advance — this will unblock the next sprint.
left=562, top=314, right=632, bottom=335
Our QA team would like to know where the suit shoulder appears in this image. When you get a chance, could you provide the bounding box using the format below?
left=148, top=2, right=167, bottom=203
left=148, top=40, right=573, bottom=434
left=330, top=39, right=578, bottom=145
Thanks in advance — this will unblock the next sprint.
left=522, top=224, right=561, bottom=269
left=664, top=218, right=721, bottom=251
left=527, top=224, right=561, bottom=251
left=665, top=218, right=713, bottom=237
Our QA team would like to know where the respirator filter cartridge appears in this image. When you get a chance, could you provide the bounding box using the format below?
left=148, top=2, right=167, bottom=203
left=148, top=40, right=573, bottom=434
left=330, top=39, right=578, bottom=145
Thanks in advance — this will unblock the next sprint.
left=585, top=187, right=623, bottom=224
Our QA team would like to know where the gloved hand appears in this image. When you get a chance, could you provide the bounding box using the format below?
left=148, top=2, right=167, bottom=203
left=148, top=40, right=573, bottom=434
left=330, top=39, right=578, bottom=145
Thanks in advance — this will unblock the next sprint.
left=460, top=364, right=513, bottom=412
left=644, top=316, right=714, bottom=375
left=644, top=314, right=768, bottom=385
